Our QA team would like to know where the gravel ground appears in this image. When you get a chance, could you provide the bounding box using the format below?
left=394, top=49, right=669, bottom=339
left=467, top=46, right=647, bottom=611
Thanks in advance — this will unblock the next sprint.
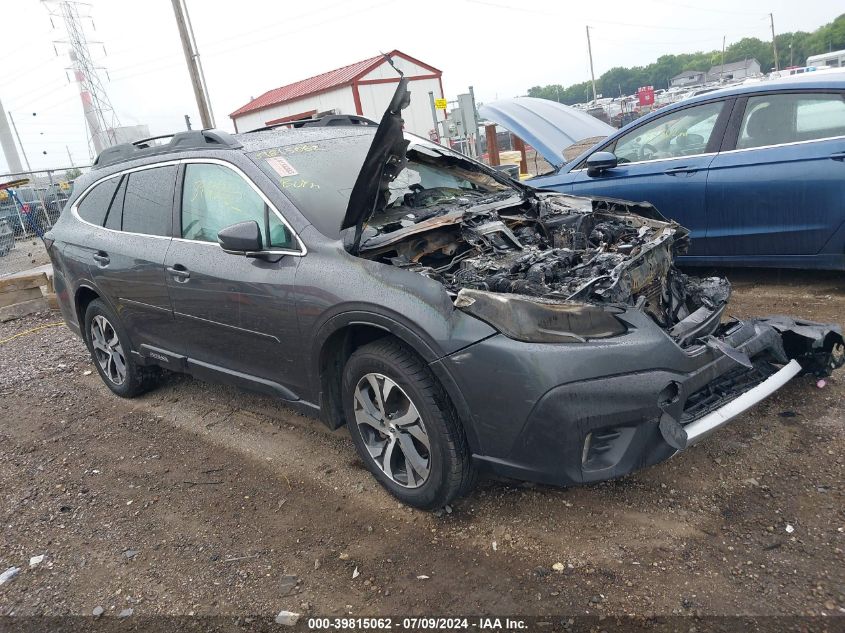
left=0, top=268, right=842, bottom=628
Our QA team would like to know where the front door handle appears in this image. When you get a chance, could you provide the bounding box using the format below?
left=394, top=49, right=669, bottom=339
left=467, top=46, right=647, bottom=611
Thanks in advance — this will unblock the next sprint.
left=166, top=265, right=190, bottom=281
left=830, top=151, right=845, bottom=162
left=663, top=166, right=696, bottom=175
left=92, top=251, right=110, bottom=266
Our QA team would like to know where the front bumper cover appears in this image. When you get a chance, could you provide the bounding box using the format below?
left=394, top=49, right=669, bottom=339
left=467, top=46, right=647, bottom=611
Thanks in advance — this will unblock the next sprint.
left=438, top=311, right=843, bottom=487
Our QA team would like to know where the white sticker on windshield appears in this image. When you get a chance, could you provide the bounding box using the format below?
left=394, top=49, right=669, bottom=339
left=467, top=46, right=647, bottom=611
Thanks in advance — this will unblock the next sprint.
left=266, top=155, right=298, bottom=178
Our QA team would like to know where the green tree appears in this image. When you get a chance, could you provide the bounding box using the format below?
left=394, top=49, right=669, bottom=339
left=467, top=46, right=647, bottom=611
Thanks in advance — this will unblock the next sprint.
left=526, top=13, right=844, bottom=104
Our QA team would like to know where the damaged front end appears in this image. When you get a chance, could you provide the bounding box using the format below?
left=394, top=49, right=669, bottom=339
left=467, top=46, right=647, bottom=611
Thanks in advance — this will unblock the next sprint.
left=343, top=78, right=844, bottom=463
left=356, top=174, right=842, bottom=371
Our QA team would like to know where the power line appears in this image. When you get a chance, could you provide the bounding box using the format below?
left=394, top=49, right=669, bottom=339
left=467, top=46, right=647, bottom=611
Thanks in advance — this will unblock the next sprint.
left=108, top=0, right=394, bottom=84
left=643, top=0, right=767, bottom=17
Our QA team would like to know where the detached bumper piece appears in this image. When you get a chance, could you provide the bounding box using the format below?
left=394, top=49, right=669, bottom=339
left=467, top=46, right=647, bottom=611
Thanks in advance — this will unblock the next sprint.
left=657, top=315, right=843, bottom=451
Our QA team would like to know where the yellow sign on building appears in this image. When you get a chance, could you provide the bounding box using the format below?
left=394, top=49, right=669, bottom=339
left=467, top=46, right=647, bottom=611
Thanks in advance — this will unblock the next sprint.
left=434, top=98, right=447, bottom=110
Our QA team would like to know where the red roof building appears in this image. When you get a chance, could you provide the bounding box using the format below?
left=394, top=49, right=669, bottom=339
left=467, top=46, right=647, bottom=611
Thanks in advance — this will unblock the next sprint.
left=229, top=50, right=445, bottom=138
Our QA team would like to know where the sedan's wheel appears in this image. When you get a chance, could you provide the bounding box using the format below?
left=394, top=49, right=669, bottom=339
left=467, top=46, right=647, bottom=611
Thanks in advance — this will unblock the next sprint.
left=342, top=339, right=477, bottom=510
left=83, top=299, right=160, bottom=398
left=90, top=314, right=127, bottom=386
left=353, top=373, right=431, bottom=488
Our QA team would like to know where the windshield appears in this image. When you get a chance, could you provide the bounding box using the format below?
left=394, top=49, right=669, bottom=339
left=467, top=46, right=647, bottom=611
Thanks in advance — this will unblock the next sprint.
left=250, top=132, right=512, bottom=239
left=385, top=153, right=508, bottom=211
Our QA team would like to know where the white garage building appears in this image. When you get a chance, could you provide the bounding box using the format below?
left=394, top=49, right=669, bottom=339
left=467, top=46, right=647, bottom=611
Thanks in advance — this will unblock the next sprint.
left=229, top=50, right=445, bottom=137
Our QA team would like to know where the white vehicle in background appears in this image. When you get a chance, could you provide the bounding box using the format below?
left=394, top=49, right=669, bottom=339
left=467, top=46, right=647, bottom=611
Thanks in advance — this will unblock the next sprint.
left=807, top=49, right=845, bottom=69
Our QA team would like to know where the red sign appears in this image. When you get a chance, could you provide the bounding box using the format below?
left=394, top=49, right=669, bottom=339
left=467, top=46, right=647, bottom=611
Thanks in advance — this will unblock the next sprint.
left=637, top=85, right=655, bottom=107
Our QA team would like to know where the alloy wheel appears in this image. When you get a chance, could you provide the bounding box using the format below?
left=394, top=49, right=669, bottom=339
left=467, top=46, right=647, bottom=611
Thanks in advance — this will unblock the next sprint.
left=353, top=373, right=431, bottom=488
left=90, top=315, right=127, bottom=386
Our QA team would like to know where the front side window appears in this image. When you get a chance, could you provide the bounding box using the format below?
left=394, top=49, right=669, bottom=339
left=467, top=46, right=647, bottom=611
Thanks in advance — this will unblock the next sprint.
left=121, top=166, right=177, bottom=236
left=77, top=177, right=120, bottom=226
left=181, top=163, right=294, bottom=249
left=737, top=92, right=845, bottom=150
left=612, top=101, right=724, bottom=164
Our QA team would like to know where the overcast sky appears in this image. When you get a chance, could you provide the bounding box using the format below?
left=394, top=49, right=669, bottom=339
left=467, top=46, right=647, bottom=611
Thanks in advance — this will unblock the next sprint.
left=0, top=0, right=839, bottom=172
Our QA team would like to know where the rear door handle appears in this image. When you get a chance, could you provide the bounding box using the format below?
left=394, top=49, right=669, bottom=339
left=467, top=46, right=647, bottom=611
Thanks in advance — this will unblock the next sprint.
left=92, top=251, right=110, bottom=266
left=166, top=265, right=190, bottom=281
left=830, top=151, right=845, bottom=161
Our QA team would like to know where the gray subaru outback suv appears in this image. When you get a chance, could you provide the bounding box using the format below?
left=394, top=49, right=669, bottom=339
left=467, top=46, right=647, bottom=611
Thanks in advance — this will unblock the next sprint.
left=46, top=78, right=843, bottom=509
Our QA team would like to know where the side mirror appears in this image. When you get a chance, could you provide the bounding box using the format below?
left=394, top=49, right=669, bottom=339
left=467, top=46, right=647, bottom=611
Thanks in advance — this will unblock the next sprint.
left=218, top=221, right=263, bottom=254
left=586, top=151, right=618, bottom=176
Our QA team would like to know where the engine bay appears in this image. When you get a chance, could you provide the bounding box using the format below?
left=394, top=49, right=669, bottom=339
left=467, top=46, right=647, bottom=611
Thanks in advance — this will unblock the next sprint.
left=358, top=189, right=732, bottom=340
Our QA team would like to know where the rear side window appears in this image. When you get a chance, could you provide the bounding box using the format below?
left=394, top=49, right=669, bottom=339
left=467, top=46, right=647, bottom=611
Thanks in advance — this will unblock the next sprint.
left=737, top=93, right=845, bottom=149
left=121, top=166, right=177, bottom=236
left=77, top=177, right=120, bottom=226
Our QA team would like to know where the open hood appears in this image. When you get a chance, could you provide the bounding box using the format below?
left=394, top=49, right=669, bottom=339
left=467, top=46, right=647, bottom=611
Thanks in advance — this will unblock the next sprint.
left=341, top=75, right=411, bottom=248
left=478, top=97, right=614, bottom=168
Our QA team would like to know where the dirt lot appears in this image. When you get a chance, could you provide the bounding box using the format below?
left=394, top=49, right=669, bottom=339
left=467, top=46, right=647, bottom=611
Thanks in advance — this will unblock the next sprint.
left=0, top=269, right=843, bottom=627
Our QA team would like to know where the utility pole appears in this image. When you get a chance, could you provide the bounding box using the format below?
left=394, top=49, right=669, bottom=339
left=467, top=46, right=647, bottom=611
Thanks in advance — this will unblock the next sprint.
left=586, top=25, right=597, bottom=103
left=66, top=145, right=74, bottom=166
left=770, top=13, right=779, bottom=71
left=720, top=35, right=726, bottom=82
left=8, top=111, right=32, bottom=173
left=0, top=99, right=24, bottom=174
left=184, top=114, right=192, bottom=130
left=427, top=92, right=439, bottom=141
left=469, top=85, right=481, bottom=157
left=171, top=0, right=214, bottom=129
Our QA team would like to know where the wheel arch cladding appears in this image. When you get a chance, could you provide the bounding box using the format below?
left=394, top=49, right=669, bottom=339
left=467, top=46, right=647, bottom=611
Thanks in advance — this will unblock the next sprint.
left=318, top=322, right=392, bottom=430
left=75, top=285, right=101, bottom=331
left=314, top=317, right=482, bottom=454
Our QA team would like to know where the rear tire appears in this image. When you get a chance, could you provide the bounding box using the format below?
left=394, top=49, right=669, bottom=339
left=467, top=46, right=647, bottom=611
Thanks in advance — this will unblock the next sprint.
left=342, top=338, right=476, bottom=510
left=83, top=299, right=160, bottom=398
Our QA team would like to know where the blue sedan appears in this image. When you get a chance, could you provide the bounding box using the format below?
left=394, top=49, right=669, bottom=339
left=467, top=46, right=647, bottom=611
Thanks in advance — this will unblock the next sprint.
left=482, top=74, right=845, bottom=270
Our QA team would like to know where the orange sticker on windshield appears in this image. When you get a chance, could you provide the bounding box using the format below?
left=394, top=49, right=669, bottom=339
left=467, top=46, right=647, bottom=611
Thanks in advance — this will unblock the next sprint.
left=266, top=155, right=298, bottom=178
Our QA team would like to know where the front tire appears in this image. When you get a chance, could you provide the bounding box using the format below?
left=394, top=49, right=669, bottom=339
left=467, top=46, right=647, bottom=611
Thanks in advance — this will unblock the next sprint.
left=342, top=339, right=476, bottom=510
left=83, top=299, right=159, bottom=398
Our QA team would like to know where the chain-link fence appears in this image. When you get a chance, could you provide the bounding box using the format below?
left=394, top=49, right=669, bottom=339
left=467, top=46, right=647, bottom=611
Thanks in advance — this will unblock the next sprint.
left=0, top=165, right=90, bottom=276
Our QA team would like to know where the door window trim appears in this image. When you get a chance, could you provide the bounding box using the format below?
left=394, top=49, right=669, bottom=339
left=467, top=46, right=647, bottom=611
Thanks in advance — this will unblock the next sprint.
left=719, top=133, right=845, bottom=155
left=70, top=158, right=307, bottom=256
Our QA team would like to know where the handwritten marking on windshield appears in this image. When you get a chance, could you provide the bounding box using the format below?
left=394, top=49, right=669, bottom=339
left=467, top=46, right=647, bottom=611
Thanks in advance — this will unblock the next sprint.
left=280, top=178, right=321, bottom=190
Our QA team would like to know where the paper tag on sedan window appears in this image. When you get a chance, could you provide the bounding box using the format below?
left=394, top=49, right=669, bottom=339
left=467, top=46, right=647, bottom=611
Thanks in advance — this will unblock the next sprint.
left=266, top=156, right=298, bottom=178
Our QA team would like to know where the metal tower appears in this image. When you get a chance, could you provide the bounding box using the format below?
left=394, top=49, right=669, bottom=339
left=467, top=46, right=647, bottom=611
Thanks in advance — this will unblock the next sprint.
left=44, top=1, right=120, bottom=155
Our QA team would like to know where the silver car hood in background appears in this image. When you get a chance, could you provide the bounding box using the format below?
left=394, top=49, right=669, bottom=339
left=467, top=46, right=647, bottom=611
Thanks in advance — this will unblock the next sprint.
left=479, top=97, right=615, bottom=168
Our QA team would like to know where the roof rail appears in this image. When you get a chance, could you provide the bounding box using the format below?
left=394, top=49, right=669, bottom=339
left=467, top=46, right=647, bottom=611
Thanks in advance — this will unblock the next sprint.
left=92, top=129, right=243, bottom=170
left=246, top=114, right=376, bottom=133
